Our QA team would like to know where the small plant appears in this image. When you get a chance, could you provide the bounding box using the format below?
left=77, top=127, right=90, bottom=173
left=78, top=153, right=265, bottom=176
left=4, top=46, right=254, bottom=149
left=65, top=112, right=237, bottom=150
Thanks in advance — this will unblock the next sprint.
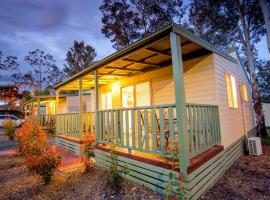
left=16, top=120, right=61, bottom=184
left=3, top=119, right=16, bottom=140
left=108, top=146, right=129, bottom=190
left=164, top=151, right=188, bottom=200
left=84, top=142, right=96, bottom=173
left=25, top=147, right=61, bottom=184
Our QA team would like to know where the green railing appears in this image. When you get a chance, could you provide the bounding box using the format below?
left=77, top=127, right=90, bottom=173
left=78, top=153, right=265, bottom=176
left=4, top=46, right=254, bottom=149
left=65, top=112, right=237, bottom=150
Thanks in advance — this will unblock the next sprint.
left=186, top=103, right=221, bottom=157
left=97, top=104, right=178, bottom=158
left=97, top=103, right=221, bottom=158
left=56, top=112, right=95, bottom=139
left=38, top=114, right=56, bottom=129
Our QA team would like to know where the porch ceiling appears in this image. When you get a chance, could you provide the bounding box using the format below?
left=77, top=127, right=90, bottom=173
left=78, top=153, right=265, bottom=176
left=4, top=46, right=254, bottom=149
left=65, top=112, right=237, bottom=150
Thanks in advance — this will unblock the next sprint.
left=59, top=35, right=212, bottom=91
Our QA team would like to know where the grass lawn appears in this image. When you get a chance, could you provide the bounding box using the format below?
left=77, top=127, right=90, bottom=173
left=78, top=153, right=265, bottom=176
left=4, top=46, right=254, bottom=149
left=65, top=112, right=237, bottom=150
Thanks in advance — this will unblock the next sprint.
left=262, top=137, right=270, bottom=145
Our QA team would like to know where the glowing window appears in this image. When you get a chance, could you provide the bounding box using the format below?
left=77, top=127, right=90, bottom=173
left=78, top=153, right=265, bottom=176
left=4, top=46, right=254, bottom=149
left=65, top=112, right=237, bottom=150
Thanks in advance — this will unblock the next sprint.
left=136, top=82, right=150, bottom=107
left=241, top=84, right=248, bottom=101
left=225, top=72, right=238, bottom=108
left=101, top=92, right=112, bottom=109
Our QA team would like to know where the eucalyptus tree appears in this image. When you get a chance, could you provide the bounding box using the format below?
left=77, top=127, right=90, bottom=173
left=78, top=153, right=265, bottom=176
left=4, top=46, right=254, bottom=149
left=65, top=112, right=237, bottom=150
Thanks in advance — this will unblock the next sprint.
left=64, top=40, right=97, bottom=77
left=13, top=49, right=65, bottom=95
left=189, top=0, right=268, bottom=137
left=100, top=0, right=185, bottom=49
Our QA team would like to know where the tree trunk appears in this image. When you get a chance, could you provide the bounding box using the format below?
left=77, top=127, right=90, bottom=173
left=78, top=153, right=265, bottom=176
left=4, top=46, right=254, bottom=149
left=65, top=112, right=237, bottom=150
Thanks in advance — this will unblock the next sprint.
left=251, top=75, right=268, bottom=137
left=237, top=0, right=268, bottom=137
left=260, top=0, right=270, bottom=52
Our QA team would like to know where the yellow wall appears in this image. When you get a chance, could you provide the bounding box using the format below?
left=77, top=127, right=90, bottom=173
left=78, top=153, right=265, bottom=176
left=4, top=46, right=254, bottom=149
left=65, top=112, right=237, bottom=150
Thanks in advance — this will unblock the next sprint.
left=98, top=54, right=216, bottom=109
left=214, top=53, right=255, bottom=148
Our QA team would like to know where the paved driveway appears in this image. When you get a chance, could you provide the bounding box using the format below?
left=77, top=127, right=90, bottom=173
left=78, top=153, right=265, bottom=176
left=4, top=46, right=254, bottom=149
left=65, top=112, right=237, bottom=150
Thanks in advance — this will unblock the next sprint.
left=0, top=128, right=17, bottom=151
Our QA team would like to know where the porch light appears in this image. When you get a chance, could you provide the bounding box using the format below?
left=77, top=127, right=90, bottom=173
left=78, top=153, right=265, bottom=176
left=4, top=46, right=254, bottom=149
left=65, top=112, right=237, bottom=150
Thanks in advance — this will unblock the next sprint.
left=112, top=82, right=120, bottom=93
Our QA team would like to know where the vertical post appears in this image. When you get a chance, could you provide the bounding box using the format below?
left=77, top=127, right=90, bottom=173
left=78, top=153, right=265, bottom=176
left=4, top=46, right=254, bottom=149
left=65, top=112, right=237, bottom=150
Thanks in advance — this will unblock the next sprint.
left=79, top=78, right=83, bottom=139
left=37, top=97, right=40, bottom=122
left=55, top=89, right=59, bottom=135
left=94, top=70, right=99, bottom=143
left=170, top=32, right=190, bottom=177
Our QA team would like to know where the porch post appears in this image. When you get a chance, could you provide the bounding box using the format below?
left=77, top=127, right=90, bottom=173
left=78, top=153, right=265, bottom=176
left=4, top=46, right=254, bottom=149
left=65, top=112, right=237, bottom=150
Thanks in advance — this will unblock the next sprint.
left=94, top=70, right=99, bottom=143
left=55, top=89, right=59, bottom=135
left=37, top=97, right=40, bottom=117
left=170, top=32, right=190, bottom=177
left=79, top=78, right=84, bottom=139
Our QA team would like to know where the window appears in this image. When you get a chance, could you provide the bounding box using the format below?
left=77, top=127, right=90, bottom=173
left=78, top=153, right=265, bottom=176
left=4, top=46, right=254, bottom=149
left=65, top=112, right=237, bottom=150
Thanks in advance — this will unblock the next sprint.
left=135, top=82, right=150, bottom=107
left=101, top=92, right=112, bottom=109
left=122, top=86, right=134, bottom=108
left=225, top=72, right=238, bottom=108
left=241, top=83, right=248, bottom=101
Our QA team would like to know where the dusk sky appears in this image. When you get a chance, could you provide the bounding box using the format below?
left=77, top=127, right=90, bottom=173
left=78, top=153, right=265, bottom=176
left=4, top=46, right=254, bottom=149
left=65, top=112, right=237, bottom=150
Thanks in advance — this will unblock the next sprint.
left=0, top=0, right=269, bottom=84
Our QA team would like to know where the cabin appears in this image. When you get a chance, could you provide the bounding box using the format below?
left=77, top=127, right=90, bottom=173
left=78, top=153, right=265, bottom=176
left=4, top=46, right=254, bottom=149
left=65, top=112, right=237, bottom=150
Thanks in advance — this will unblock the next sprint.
left=53, top=24, right=255, bottom=199
left=23, top=93, right=93, bottom=131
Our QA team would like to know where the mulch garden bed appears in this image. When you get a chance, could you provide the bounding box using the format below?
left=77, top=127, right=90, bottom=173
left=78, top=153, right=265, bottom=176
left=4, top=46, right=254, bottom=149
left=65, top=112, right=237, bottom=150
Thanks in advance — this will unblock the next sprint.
left=201, top=145, right=270, bottom=200
left=1, top=128, right=270, bottom=200
left=0, top=152, right=162, bottom=200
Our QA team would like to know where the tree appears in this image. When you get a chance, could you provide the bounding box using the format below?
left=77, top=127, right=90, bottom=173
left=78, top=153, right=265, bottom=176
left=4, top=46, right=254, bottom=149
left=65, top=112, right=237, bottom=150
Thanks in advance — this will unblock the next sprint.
left=257, top=60, right=270, bottom=102
left=259, top=0, right=270, bottom=52
left=0, top=85, right=22, bottom=110
left=188, top=0, right=268, bottom=137
left=13, top=49, right=65, bottom=94
left=63, top=40, right=97, bottom=77
left=100, top=0, right=185, bottom=49
left=0, top=50, right=19, bottom=79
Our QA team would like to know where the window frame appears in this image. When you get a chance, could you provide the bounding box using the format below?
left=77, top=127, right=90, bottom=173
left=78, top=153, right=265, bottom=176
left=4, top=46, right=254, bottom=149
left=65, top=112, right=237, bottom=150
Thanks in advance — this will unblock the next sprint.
left=241, top=83, right=249, bottom=102
left=225, top=72, right=239, bottom=109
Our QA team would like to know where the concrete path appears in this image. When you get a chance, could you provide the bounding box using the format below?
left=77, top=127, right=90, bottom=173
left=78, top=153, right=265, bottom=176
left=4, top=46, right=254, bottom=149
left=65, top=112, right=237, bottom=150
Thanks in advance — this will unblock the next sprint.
left=0, top=128, right=17, bottom=151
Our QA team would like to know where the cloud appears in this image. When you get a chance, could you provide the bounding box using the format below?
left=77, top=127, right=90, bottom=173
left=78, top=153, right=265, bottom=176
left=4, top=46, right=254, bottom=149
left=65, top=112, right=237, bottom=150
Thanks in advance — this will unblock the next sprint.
left=0, top=0, right=114, bottom=85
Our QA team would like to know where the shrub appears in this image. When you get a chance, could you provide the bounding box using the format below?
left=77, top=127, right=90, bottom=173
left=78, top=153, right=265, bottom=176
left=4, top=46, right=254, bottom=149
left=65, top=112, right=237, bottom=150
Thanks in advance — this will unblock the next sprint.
left=16, top=120, right=61, bottom=184
left=84, top=142, right=96, bottom=173
left=164, top=151, right=187, bottom=200
left=108, top=146, right=129, bottom=190
left=16, top=120, right=47, bottom=156
left=25, top=147, right=61, bottom=184
left=3, top=119, right=16, bottom=140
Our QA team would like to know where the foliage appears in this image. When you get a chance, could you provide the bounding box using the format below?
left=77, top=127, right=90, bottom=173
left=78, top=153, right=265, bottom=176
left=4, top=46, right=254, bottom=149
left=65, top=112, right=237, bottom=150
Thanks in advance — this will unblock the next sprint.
left=261, top=136, right=270, bottom=146
left=0, top=50, right=19, bottom=79
left=0, top=85, right=22, bottom=109
left=164, top=151, right=187, bottom=200
left=25, top=147, right=61, bottom=185
left=257, top=60, right=270, bottom=103
left=12, top=49, right=65, bottom=93
left=84, top=142, right=96, bottom=173
left=16, top=120, right=47, bottom=156
left=16, top=120, right=61, bottom=184
left=100, top=0, right=185, bottom=49
left=188, top=0, right=265, bottom=52
left=3, top=119, right=16, bottom=140
left=188, top=0, right=267, bottom=137
left=63, top=40, right=97, bottom=77
left=108, top=146, right=129, bottom=189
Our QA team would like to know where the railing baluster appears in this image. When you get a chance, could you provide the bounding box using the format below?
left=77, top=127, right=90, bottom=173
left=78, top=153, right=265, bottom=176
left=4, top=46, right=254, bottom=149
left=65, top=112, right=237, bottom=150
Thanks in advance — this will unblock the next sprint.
left=137, top=109, right=142, bottom=151
left=168, top=106, right=175, bottom=157
left=115, top=110, right=119, bottom=145
left=111, top=110, right=114, bottom=144
left=151, top=108, right=157, bottom=153
left=144, top=109, right=149, bottom=152
left=159, top=107, right=165, bottom=156
left=131, top=109, right=135, bottom=150
left=120, top=110, right=124, bottom=147
left=125, top=110, right=129, bottom=148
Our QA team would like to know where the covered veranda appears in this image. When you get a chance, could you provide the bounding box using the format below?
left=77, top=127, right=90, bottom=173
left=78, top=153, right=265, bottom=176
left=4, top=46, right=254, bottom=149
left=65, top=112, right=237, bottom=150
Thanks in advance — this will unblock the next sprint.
left=54, top=23, right=228, bottom=176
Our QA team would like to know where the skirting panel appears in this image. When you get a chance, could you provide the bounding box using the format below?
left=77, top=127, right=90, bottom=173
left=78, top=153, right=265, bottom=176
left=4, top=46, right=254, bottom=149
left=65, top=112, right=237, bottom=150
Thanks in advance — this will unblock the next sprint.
left=94, top=149, right=176, bottom=194
left=187, top=136, right=245, bottom=200
left=55, top=137, right=81, bottom=156
left=94, top=136, right=245, bottom=199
